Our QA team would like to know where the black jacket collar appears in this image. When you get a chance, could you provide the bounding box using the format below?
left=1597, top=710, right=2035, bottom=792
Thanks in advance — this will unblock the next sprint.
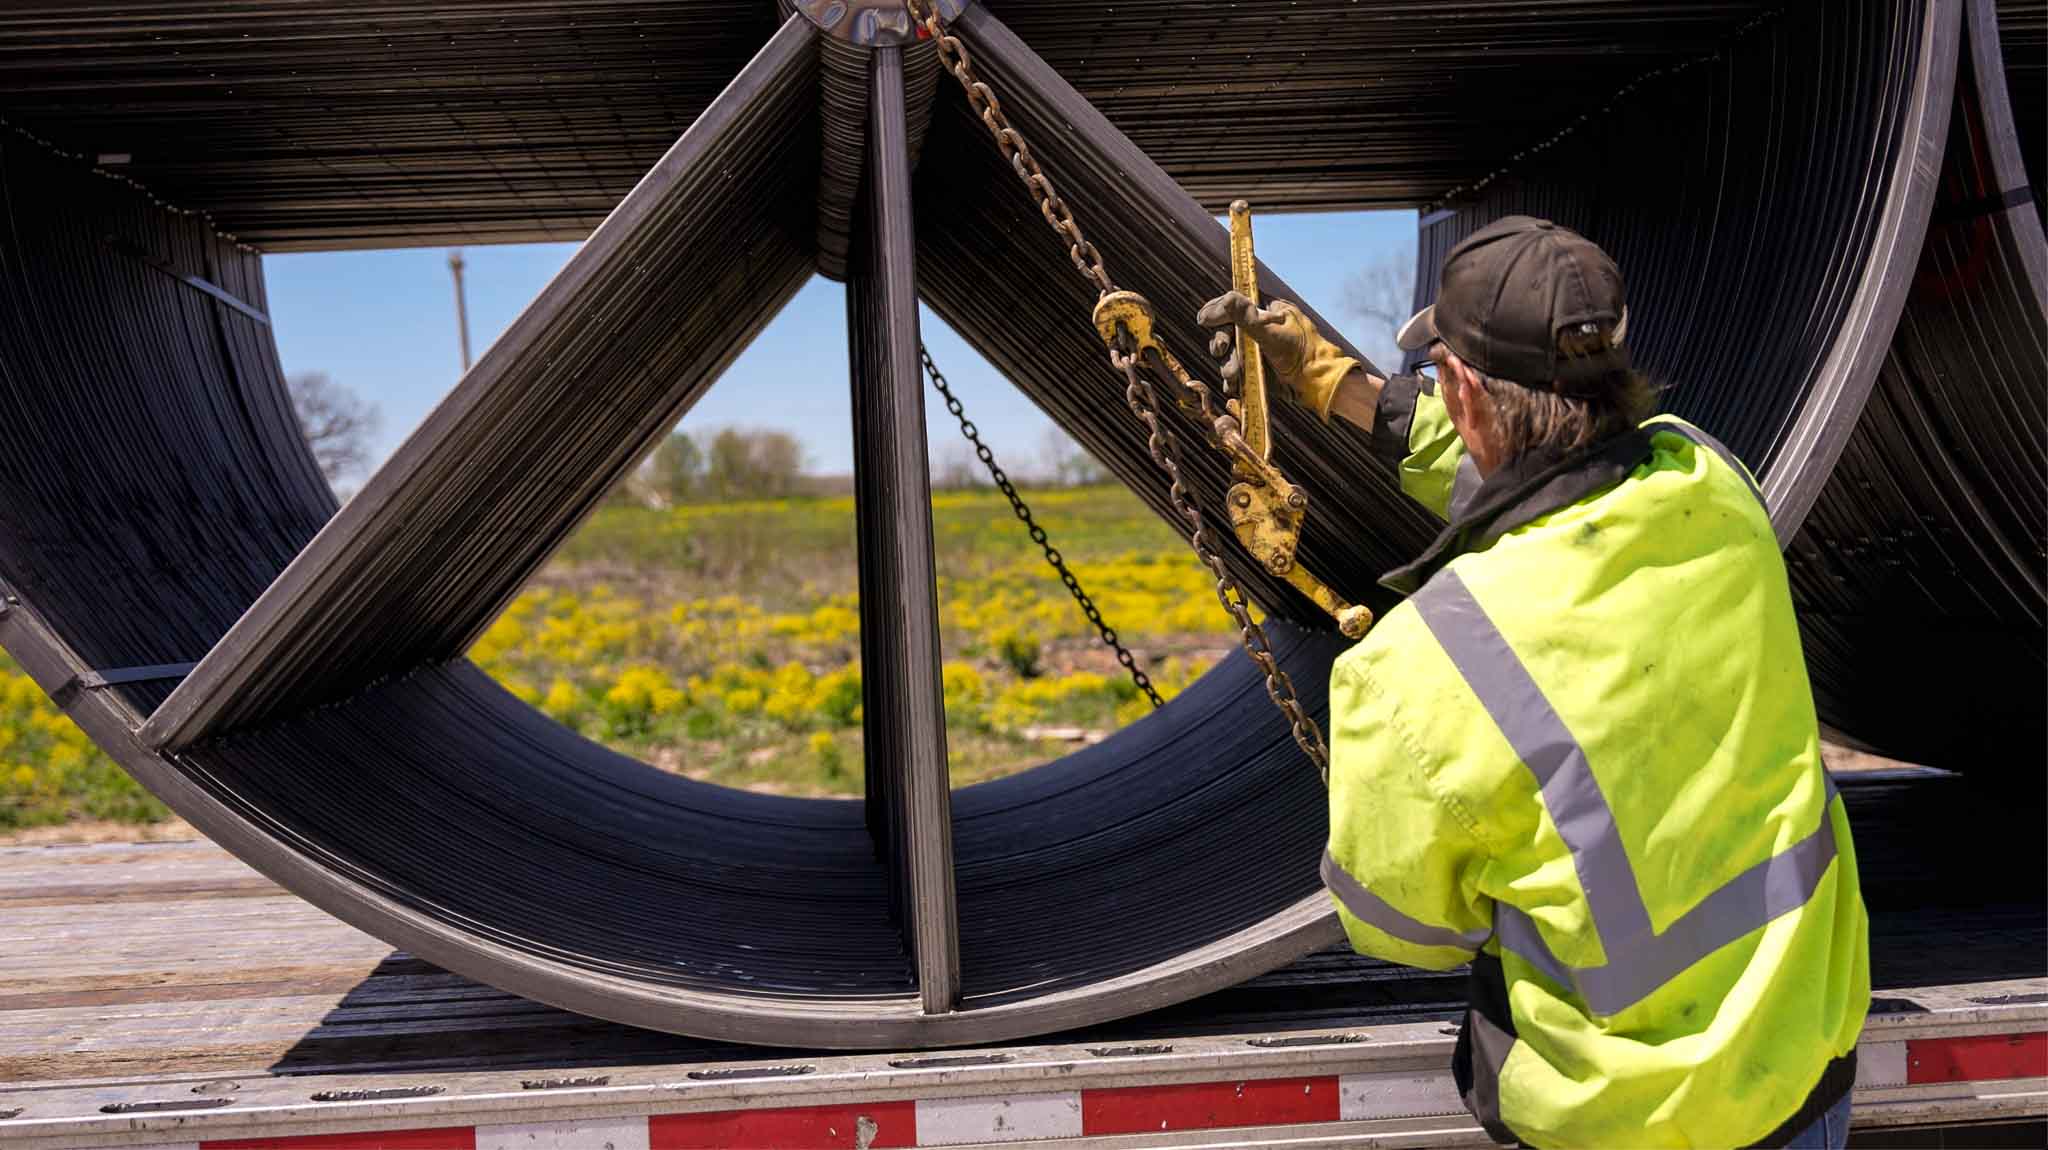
left=1379, top=427, right=1657, bottom=596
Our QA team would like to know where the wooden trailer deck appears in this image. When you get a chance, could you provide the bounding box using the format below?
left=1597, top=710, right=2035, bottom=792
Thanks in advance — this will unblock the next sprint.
left=0, top=828, right=2045, bottom=1147
left=0, top=838, right=872, bottom=1084
left=7, top=773, right=2043, bottom=1086
left=0, top=837, right=1480, bottom=1087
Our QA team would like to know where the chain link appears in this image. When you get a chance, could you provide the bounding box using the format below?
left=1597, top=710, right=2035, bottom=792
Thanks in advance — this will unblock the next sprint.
left=919, top=342, right=1163, bottom=709
left=906, top=0, right=1329, bottom=776
left=1107, top=348, right=1329, bottom=778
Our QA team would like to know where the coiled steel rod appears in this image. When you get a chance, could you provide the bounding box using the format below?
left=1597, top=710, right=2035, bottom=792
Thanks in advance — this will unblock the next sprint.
left=0, top=0, right=2035, bottom=1050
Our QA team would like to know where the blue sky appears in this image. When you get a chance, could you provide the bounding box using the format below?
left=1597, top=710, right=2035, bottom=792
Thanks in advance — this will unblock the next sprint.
left=262, top=210, right=1415, bottom=478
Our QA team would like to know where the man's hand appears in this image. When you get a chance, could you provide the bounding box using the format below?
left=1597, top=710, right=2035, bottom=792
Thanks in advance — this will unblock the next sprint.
left=1197, top=291, right=1361, bottom=425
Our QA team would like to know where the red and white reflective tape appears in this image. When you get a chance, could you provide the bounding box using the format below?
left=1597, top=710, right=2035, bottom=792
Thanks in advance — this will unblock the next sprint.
left=128, top=1070, right=1457, bottom=1150
left=1904, top=1033, right=2048, bottom=1084
left=1857, top=1030, right=2047, bottom=1087
left=125, top=1032, right=2047, bottom=1150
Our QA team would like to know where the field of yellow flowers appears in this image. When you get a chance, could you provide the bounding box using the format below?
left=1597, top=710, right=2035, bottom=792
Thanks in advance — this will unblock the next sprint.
left=1, top=484, right=1240, bottom=827
left=0, top=668, right=170, bottom=830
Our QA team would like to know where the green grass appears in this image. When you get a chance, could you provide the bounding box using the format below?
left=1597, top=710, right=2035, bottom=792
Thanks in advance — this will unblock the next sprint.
left=0, top=663, right=170, bottom=829
left=2, top=482, right=1237, bottom=825
left=480, top=484, right=1235, bottom=794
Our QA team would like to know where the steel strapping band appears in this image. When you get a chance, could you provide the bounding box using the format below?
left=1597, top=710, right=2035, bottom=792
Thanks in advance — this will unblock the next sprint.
left=52, top=661, right=199, bottom=709
left=1930, top=184, right=2036, bottom=227
left=102, top=234, right=270, bottom=325
left=1413, top=569, right=1843, bottom=1016
left=71, top=662, right=201, bottom=691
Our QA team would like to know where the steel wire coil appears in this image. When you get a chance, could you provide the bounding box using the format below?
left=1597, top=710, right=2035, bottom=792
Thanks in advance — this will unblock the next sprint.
left=1788, top=2, right=2046, bottom=775
left=1409, top=0, right=2043, bottom=775
left=0, top=0, right=2034, bottom=1049
left=0, top=1, right=1784, bottom=248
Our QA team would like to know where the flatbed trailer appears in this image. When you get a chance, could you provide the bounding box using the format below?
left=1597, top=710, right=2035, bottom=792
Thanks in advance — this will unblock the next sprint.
left=3, top=831, right=2042, bottom=1150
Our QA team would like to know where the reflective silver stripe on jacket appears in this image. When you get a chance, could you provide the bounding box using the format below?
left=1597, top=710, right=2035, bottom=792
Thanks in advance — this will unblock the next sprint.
left=1413, top=569, right=1841, bottom=1016
left=1322, top=850, right=1490, bottom=952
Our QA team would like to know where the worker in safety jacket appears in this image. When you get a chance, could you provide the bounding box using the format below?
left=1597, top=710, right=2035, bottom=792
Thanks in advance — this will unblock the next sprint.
left=1198, top=216, right=1868, bottom=1149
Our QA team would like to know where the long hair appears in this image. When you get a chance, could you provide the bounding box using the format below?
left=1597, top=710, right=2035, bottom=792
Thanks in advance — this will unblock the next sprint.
left=1477, top=370, right=1660, bottom=456
left=1468, top=322, right=1659, bottom=456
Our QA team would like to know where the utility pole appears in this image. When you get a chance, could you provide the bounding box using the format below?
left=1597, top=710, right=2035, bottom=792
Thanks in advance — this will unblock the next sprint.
left=448, top=248, right=473, bottom=373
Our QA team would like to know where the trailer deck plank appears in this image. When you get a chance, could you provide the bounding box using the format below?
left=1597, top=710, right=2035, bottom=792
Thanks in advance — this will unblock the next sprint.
left=0, top=834, right=2042, bottom=1147
left=2, top=776, right=2042, bottom=1087
left=0, top=839, right=1449, bottom=1088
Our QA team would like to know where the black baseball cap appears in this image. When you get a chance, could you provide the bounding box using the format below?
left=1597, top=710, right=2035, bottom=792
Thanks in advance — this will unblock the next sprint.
left=1396, top=215, right=1630, bottom=392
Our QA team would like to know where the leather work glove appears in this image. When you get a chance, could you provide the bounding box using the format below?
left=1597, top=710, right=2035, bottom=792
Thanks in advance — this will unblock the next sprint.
left=1197, top=291, right=1359, bottom=423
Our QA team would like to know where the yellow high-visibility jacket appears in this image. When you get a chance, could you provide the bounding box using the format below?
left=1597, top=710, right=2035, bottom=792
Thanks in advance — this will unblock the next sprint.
left=1323, top=375, right=1869, bottom=1148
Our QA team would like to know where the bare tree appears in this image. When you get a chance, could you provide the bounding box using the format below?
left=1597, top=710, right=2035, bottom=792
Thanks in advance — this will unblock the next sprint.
left=288, top=371, right=381, bottom=492
left=1340, top=249, right=1416, bottom=376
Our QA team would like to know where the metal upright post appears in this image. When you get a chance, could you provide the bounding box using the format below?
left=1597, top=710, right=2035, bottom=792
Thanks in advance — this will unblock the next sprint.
left=448, top=248, right=473, bottom=372
left=847, top=44, right=960, bottom=1015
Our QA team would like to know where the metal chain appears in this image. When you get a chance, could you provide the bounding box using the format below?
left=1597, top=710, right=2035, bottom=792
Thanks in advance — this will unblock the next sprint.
left=905, top=0, right=1329, bottom=776
left=1106, top=348, right=1327, bottom=777
left=919, top=342, right=1163, bottom=709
